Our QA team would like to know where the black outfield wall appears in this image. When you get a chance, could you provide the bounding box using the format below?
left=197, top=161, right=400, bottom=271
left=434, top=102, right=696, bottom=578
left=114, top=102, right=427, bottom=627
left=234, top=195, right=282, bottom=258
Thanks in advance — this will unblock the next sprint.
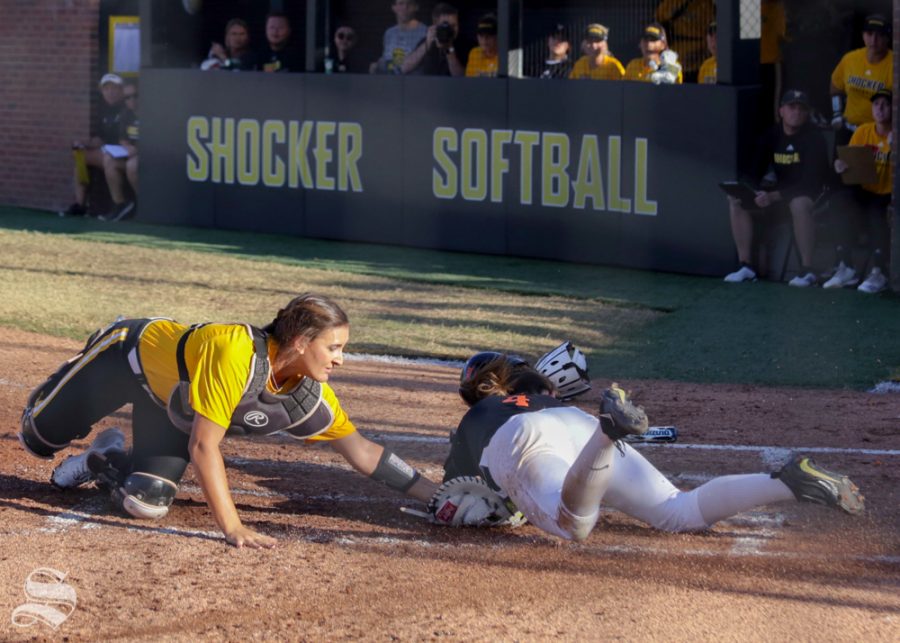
left=141, top=69, right=757, bottom=276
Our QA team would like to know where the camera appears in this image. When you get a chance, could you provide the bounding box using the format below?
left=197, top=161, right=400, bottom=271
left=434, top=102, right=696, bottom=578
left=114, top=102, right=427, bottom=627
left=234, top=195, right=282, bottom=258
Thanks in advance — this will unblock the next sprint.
left=435, top=22, right=454, bottom=45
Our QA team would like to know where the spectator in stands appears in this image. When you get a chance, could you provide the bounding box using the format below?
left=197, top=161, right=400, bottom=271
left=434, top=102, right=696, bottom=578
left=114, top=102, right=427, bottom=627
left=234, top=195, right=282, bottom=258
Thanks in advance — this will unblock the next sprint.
left=466, top=13, right=499, bottom=77
left=723, top=90, right=830, bottom=287
left=759, top=0, right=787, bottom=125
left=372, top=0, right=428, bottom=74
left=824, top=89, right=893, bottom=294
left=537, top=24, right=571, bottom=79
left=60, top=74, right=124, bottom=217
left=325, top=25, right=365, bottom=74
left=401, top=3, right=472, bottom=76
left=830, top=14, right=893, bottom=146
left=697, top=20, right=716, bottom=84
left=655, top=0, right=715, bottom=82
left=536, top=23, right=573, bottom=79
left=202, top=18, right=258, bottom=71
left=568, top=23, right=625, bottom=80
left=624, top=23, right=683, bottom=84
left=259, top=11, right=303, bottom=72
left=102, top=81, right=139, bottom=222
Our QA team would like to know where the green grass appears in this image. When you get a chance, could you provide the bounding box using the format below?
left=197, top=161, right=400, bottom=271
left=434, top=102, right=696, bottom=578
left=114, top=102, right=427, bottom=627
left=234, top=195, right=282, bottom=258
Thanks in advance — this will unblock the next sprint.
left=1, top=206, right=898, bottom=389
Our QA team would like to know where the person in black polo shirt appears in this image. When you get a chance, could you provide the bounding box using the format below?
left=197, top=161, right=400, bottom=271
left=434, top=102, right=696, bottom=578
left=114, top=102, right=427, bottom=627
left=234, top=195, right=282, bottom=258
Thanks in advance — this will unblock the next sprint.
left=258, top=11, right=303, bottom=72
left=723, top=90, right=829, bottom=287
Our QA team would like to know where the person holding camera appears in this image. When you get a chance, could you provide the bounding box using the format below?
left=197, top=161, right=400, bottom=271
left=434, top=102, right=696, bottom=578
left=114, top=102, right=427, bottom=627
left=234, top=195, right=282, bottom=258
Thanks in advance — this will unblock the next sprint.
left=401, top=2, right=473, bottom=76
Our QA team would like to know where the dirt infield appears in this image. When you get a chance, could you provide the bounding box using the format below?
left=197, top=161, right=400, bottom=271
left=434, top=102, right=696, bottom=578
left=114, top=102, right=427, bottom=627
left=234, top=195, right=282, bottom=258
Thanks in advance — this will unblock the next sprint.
left=0, top=327, right=898, bottom=641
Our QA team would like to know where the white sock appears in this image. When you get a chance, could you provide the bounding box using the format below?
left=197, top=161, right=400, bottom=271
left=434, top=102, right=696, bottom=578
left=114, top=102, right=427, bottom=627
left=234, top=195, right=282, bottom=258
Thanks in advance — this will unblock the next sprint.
left=560, top=427, right=616, bottom=518
left=695, top=473, right=795, bottom=526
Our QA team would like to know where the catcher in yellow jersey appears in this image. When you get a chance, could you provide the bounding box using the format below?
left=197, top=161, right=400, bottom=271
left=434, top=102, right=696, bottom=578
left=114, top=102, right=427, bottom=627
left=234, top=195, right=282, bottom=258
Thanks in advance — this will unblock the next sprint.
left=19, top=293, right=437, bottom=549
left=830, top=14, right=893, bottom=146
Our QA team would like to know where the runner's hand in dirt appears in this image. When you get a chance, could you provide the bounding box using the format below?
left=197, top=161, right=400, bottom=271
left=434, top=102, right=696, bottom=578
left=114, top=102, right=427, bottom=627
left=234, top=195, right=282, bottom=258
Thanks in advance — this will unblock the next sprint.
left=225, top=525, right=277, bottom=549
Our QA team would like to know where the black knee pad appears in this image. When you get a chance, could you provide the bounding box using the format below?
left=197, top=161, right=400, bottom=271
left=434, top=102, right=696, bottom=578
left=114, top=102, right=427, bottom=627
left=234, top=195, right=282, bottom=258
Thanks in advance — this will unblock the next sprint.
left=117, top=472, right=178, bottom=520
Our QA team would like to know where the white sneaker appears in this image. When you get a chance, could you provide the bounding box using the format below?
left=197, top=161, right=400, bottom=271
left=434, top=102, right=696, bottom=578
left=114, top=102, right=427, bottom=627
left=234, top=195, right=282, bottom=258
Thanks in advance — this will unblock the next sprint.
left=789, top=272, right=817, bottom=287
left=858, top=268, right=888, bottom=294
left=822, top=262, right=859, bottom=289
left=51, top=427, right=126, bottom=489
left=724, top=265, right=757, bottom=283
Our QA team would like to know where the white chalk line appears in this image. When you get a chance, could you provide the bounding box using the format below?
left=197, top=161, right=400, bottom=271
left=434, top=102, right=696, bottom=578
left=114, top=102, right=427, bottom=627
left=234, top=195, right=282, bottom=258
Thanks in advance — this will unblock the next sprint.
left=23, top=485, right=899, bottom=567
left=371, top=432, right=900, bottom=456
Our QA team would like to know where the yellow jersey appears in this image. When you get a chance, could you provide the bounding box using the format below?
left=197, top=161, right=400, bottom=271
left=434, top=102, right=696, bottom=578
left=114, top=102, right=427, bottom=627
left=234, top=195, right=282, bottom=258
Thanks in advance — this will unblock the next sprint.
left=568, top=55, right=625, bottom=80
left=831, top=48, right=893, bottom=126
left=138, top=320, right=355, bottom=441
left=760, top=1, right=786, bottom=64
left=624, top=57, right=684, bottom=83
left=465, top=47, right=498, bottom=77
left=698, top=56, right=716, bottom=84
left=848, top=123, right=893, bottom=195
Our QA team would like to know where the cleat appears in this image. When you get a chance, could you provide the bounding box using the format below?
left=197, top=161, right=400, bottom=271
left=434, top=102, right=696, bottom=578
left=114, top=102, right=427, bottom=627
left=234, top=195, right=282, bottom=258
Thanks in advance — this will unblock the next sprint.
left=773, top=456, right=865, bottom=515
left=599, top=383, right=649, bottom=440
left=51, top=428, right=126, bottom=489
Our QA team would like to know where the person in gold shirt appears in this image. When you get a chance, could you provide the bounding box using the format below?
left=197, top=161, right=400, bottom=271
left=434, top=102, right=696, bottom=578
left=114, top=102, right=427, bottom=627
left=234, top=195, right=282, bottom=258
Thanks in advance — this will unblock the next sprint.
left=830, top=14, right=893, bottom=146
left=568, top=23, right=625, bottom=80
left=19, top=293, right=438, bottom=549
left=697, top=20, right=717, bottom=84
left=824, top=89, right=893, bottom=294
left=624, top=23, right=683, bottom=84
left=655, top=0, right=714, bottom=82
left=465, top=13, right=499, bottom=77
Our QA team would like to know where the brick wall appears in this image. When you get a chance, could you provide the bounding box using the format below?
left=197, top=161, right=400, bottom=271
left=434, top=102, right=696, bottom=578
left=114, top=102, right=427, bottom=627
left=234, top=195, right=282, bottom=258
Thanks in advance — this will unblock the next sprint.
left=0, top=0, right=100, bottom=211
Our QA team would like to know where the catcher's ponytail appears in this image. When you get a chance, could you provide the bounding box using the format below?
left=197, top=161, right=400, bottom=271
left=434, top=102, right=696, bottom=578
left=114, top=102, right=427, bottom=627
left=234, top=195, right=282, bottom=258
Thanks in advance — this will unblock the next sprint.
left=264, top=293, right=349, bottom=345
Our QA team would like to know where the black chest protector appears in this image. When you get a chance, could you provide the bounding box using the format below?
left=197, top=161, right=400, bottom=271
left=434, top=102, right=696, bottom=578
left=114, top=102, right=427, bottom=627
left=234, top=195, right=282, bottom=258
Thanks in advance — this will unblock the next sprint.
left=166, top=324, right=334, bottom=438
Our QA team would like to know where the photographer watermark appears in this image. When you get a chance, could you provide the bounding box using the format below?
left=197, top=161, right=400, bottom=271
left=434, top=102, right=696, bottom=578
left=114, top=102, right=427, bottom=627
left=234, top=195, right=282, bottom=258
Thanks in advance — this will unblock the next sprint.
left=11, top=567, right=77, bottom=630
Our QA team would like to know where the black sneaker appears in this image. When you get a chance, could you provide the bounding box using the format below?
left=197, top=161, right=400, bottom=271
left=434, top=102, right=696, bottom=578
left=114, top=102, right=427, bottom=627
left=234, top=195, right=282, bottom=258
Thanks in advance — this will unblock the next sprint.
left=59, top=203, right=86, bottom=217
left=773, top=456, right=865, bottom=515
left=101, top=201, right=136, bottom=222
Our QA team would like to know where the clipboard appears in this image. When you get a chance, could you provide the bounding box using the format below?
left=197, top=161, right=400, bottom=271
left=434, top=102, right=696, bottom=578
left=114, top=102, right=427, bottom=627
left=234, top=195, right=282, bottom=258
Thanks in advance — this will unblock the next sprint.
left=718, top=181, right=760, bottom=210
left=837, top=145, right=877, bottom=185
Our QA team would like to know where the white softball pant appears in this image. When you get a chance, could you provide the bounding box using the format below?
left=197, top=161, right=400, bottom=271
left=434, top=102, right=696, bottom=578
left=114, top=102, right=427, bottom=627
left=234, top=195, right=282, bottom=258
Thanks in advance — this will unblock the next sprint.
left=480, top=407, right=793, bottom=539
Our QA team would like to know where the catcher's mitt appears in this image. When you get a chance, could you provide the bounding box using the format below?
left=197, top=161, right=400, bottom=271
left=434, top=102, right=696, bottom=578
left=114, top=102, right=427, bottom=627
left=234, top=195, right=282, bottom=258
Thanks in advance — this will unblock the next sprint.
left=403, top=476, right=526, bottom=528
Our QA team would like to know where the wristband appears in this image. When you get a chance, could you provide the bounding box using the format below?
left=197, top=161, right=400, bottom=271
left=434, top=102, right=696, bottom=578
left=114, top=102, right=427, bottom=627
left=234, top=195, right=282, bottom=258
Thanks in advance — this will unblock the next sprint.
left=370, top=448, right=421, bottom=492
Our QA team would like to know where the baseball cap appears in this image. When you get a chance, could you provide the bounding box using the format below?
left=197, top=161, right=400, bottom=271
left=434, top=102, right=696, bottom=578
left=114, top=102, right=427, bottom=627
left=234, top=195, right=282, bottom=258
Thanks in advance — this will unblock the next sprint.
left=584, top=23, right=608, bottom=42
left=780, top=89, right=810, bottom=107
left=99, top=73, right=123, bottom=87
left=708, top=20, right=717, bottom=34
left=871, top=88, right=892, bottom=103
left=863, top=14, right=890, bottom=34
left=642, top=23, right=666, bottom=41
left=476, top=14, right=497, bottom=35
left=548, top=23, right=567, bottom=39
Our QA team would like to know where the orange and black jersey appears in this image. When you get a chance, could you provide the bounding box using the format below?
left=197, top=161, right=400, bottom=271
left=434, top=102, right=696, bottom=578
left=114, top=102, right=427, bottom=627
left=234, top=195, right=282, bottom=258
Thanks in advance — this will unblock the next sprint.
left=442, top=393, right=563, bottom=483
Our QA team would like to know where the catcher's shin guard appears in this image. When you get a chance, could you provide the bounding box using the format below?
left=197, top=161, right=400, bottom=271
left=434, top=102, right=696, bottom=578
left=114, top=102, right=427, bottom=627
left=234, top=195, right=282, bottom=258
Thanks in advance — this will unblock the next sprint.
left=19, top=412, right=68, bottom=460
left=112, top=472, right=178, bottom=520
